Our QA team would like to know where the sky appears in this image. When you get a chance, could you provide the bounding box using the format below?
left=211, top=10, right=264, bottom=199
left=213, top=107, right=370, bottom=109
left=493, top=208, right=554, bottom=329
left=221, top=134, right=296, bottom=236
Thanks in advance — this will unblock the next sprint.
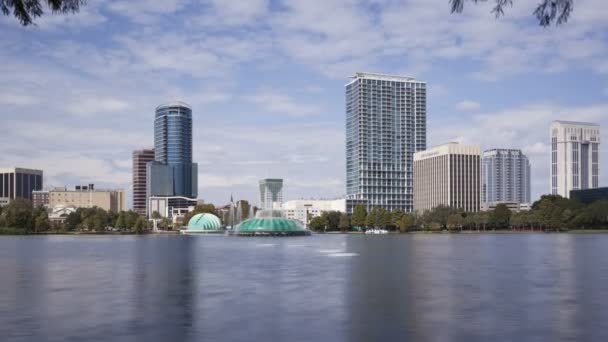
left=0, top=0, right=607, bottom=207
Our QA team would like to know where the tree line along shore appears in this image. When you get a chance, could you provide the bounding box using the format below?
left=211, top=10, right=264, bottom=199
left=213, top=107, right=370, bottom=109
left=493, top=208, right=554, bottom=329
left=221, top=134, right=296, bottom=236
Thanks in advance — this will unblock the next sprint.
left=1, top=195, right=607, bottom=235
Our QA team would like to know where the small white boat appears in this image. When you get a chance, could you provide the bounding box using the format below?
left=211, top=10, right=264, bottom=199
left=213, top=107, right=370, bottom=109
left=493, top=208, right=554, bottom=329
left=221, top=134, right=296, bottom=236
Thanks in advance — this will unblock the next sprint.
left=365, top=229, right=389, bottom=235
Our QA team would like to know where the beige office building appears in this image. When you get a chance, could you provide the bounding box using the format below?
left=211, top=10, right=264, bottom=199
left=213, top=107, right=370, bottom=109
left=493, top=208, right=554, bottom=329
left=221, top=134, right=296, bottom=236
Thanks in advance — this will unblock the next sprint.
left=48, top=185, right=126, bottom=213
left=414, top=142, right=481, bottom=213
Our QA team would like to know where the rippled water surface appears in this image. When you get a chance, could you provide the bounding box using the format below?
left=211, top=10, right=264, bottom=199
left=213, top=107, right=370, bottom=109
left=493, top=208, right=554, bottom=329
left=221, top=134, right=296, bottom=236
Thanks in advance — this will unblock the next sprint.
left=1, top=234, right=608, bottom=341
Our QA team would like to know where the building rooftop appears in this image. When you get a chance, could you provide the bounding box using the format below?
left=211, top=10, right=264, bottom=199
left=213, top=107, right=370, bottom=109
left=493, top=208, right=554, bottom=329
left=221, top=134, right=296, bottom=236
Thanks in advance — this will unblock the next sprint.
left=552, top=120, right=600, bottom=127
left=346, top=72, right=424, bottom=86
left=0, top=167, right=43, bottom=174
left=155, top=101, right=192, bottom=111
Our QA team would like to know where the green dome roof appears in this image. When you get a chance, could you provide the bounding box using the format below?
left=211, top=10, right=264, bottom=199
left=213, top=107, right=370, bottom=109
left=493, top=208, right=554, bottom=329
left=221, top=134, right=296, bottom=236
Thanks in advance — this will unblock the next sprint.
left=186, top=213, right=222, bottom=231
left=235, top=210, right=310, bottom=236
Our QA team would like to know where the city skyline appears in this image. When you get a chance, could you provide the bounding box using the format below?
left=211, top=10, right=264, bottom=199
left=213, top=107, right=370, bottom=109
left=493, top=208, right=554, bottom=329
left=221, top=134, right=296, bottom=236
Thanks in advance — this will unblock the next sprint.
left=1, top=1, right=607, bottom=206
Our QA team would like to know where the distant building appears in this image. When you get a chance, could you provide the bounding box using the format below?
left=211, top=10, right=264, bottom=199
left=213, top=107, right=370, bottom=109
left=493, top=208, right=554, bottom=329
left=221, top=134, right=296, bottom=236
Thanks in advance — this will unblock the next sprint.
left=282, top=199, right=346, bottom=226
left=147, top=102, right=198, bottom=217
left=481, top=149, right=531, bottom=207
left=47, top=185, right=126, bottom=213
left=480, top=201, right=531, bottom=212
left=148, top=196, right=197, bottom=223
left=32, top=190, right=49, bottom=208
left=345, top=72, right=426, bottom=213
left=0, top=167, right=43, bottom=206
left=550, top=121, right=600, bottom=198
left=132, top=148, right=155, bottom=216
left=570, top=187, right=608, bottom=205
left=414, top=143, right=481, bottom=213
left=259, top=178, right=283, bottom=210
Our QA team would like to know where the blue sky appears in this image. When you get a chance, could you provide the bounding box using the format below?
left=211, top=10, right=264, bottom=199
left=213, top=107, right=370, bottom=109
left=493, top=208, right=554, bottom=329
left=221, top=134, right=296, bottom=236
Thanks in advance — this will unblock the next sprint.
left=0, top=0, right=607, bottom=207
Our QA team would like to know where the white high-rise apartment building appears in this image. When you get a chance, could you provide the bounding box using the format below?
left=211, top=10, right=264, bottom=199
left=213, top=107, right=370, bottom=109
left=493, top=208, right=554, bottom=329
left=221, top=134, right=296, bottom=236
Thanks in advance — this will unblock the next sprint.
left=481, top=149, right=531, bottom=205
left=345, top=72, right=426, bottom=213
left=414, top=143, right=481, bottom=212
left=550, top=121, right=600, bottom=198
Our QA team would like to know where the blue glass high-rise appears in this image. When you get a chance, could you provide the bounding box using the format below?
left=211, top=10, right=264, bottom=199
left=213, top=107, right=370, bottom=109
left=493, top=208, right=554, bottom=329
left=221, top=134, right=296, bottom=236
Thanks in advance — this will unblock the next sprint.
left=147, top=101, right=198, bottom=200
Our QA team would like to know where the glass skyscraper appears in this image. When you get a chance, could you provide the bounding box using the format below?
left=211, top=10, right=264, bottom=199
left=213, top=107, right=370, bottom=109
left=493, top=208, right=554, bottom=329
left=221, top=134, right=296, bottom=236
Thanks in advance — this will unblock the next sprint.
left=345, top=72, right=426, bottom=213
left=147, top=102, right=198, bottom=209
left=481, top=149, right=531, bottom=205
left=259, top=178, right=283, bottom=210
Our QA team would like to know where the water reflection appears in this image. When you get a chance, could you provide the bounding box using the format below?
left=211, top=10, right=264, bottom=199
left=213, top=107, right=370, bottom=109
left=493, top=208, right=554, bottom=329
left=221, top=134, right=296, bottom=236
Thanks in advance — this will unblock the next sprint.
left=1, top=234, right=608, bottom=341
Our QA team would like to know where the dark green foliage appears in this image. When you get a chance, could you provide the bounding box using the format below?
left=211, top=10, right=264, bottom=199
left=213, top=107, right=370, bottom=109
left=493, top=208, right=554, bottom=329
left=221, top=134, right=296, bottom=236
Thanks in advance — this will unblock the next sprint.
left=339, top=213, right=350, bottom=232
left=351, top=205, right=367, bottom=228
left=134, top=217, right=147, bottom=234
left=449, top=0, right=573, bottom=26
left=1, top=0, right=84, bottom=26
left=1, top=198, right=33, bottom=232
left=308, top=216, right=326, bottom=232
left=321, top=211, right=341, bottom=231
left=489, top=204, right=511, bottom=229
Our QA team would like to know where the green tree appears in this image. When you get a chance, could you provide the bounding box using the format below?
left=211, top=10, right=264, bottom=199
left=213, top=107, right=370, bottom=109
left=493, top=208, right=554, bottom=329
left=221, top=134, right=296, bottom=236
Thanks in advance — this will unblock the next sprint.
left=134, top=217, right=147, bottom=234
left=308, top=216, right=326, bottom=232
left=489, top=204, right=512, bottom=229
left=377, top=208, right=392, bottom=229
left=449, top=0, right=573, bottom=26
left=338, top=213, right=350, bottom=232
left=398, top=213, right=416, bottom=233
left=65, top=211, right=80, bottom=231
left=115, top=212, right=126, bottom=229
left=321, top=211, right=341, bottom=231
left=2, top=198, right=33, bottom=231
left=34, top=210, right=50, bottom=232
left=392, top=209, right=404, bottom=228
left=123, top=211, right=139, bottom=229
left=1, top=0, right=85, bottom=26
left=351, top=205, right=367, bottom=229
left=151, top=211, right=162, bottom=219
left=366, top=207, right=379, bottom=229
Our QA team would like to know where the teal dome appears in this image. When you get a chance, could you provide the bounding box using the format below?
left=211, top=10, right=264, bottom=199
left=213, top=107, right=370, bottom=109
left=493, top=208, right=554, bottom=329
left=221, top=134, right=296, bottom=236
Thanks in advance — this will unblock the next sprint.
left=186, top=213, right=222, bottom=231
left=235, top=210, right=310, bottom=236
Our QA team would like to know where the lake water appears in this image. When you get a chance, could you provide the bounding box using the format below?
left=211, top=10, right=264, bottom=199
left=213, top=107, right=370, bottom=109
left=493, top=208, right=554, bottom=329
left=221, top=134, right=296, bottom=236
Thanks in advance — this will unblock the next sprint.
left=1, top=234, right=608, bottom=341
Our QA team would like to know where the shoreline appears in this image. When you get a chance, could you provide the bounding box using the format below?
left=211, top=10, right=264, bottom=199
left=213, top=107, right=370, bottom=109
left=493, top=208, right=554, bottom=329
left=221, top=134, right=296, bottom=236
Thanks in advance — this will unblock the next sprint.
left=4, top=230, right=608, bottom=236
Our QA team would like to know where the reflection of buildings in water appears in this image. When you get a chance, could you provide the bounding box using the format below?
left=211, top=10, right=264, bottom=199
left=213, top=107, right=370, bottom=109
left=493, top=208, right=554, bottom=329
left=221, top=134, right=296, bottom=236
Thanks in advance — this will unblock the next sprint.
left=132, top=237, right=195, bottom=341
left=344, top=235, right=444, bottom=341
left=555, top=235, right=578, bottom=340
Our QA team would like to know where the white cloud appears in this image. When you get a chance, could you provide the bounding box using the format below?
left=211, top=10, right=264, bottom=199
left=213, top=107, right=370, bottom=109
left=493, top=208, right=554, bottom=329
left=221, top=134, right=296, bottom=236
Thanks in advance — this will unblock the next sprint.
left=456, top=100, right=481, bottom=111
left=243, top=90, right=322, bottom=117
left=0, top=93, right=39, bottom=106
left=66, top=97, right=130, bottom=116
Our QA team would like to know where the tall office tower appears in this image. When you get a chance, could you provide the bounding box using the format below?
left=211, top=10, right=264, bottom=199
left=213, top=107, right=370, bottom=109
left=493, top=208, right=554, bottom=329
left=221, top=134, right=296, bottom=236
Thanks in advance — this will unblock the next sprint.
left=0, top=167, right=43, bottom=207
left=259, top=178, right=283, bottom=210
left=147, top=102, right=199, bottom=218
left=345, top=72, right=426, bottom=213
left=132, top=148, right=155, bottom=216
left=413, top=143, right=481, bottom=213
left=481, top=149, right=531, bottom=205
left=550, top=121, right=600, bottom=198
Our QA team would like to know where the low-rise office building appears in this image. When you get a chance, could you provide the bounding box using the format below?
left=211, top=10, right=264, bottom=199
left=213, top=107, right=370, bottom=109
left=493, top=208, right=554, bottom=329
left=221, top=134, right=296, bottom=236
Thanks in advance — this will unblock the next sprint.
left=32, top=190, right=50, bottom=208
left=570, top=187, right=608, bottom=205
left=282, top=199, right=346, bottom=226
left=414, top=142, right=481, bottom=213
left=148, top=196, right=198, bottom=220
left=48, top=185, right=126, bottom=213
left=480, top=201, right=531, bottom=212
